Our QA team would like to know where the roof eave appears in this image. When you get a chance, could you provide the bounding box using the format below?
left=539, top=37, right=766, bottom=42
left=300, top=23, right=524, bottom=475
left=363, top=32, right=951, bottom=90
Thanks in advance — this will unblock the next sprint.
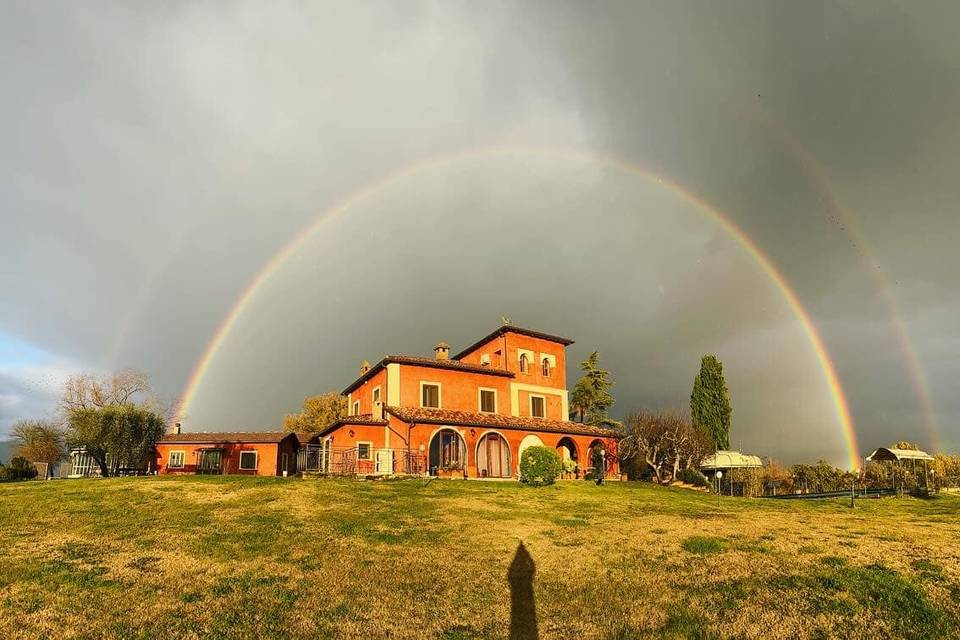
left=384, top=407, right=619, bottom=438
left=341, top=358, right=389, bottom=395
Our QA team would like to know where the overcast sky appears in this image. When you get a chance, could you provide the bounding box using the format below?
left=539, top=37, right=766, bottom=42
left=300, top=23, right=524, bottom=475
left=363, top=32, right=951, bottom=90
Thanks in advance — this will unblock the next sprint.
left=2, top=1, right=958, bottom=466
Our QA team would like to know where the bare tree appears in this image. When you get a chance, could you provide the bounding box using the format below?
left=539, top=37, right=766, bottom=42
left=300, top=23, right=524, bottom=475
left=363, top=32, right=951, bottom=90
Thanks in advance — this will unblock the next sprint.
left=620, top=410, right=672, bottom=483
left=620, top=410, right=706, bottom=484
left=60, top=369, right=152, bottom=413
left=679, top=423, right=711, bottom=472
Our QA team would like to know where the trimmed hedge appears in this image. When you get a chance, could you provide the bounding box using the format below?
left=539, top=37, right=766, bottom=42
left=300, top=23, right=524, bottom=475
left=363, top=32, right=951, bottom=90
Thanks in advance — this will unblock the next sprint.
left=519, top=446, right=562, bottom=486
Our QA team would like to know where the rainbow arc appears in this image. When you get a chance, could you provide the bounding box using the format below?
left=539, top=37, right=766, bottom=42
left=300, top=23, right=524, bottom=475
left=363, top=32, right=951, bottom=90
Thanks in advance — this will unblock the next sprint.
left=174, top=146, right=862, bottom=469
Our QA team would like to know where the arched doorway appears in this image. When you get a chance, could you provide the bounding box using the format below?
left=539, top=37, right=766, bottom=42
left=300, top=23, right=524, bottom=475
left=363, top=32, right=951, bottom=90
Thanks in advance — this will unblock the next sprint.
left=428, top=429, right=466, bottom=475
left=556, top=437, right=579, bottom=463
left=588, top=439, right=609, bottom=475
left=518, top=434, right=544, bottom=466
left=477, top=432, right=512, bottom=478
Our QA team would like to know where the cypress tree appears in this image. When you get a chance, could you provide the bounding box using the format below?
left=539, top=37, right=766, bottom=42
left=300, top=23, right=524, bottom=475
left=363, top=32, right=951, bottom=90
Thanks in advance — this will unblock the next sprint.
left=690, top=355, right=732, bottom=450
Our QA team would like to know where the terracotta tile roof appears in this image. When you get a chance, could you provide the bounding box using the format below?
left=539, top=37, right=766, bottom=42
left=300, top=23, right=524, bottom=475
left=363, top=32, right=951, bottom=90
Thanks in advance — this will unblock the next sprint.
left=342, top=356, right=513, bottom=394
left=336, top=414, right=388, bottom=425
left=294, top=432, right=319, bottom=445
left=452, top=324, right=575, bottom=360
left=317, top=414, right=389, bottom=436
left=158, top=431, right=295, bottom=445
left=384, top=406, right=621, bottom=438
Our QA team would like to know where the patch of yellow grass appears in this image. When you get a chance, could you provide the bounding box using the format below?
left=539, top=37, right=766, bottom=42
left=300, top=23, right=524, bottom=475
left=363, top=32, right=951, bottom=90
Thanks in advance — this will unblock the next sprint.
left=0, top=477, right=958, bottom=639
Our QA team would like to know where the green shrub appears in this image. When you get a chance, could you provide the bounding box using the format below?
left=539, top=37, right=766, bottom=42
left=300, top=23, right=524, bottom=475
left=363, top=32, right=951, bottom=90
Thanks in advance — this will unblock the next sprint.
left=561, top=458, right=577, bottom=474
left=0, top=456, right=38, bottom=482
left=519, top=447, right=561, bottom=486
left=677, top=467, right=709, bottom=487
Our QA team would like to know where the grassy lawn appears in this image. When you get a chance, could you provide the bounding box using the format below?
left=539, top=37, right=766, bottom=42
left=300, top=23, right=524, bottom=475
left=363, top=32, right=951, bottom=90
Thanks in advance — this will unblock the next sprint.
left=1, top=477, right=959, bottom=639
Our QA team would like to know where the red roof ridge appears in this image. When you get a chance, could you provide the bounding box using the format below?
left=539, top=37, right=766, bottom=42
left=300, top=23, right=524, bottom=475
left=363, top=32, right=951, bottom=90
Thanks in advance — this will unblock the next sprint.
left=451, top=324, right=574, bottom=361
left=158, top=431, right=294, bottom=444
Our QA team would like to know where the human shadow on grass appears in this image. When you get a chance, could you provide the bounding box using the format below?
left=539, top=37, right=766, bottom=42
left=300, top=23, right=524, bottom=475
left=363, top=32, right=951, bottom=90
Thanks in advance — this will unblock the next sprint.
left=508, top=541, right=538, bottom=640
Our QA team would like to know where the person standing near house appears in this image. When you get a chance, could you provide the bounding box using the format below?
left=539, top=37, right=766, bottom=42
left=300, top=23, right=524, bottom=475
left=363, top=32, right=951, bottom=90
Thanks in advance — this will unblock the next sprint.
left=593, top=447, right=606, bottom=486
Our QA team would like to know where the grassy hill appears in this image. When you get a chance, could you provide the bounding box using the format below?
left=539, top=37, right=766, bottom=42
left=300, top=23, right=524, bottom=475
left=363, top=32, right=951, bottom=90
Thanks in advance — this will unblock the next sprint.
left=0, top=477, right=958, bottom=639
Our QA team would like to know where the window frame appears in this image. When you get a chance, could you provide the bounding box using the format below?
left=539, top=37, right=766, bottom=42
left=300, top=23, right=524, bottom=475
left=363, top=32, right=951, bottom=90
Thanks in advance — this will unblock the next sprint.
left=519, top=353, right=529, bottom=373
left=420, top=381, right=442, bottom=409
left=238, top=450, right=258, bottom=471
left=478, top=387, right=498, bottom=414
left=352, top=400, right=360, bottom=416
left=356, top=441, right=373, bottom=461
left=372, top=385, right=381, bottom=403
left=168, top=450, right=185, bottom=469
left=529, top=394, right=547, bottom=419
left=541, top=357, right=551, bottom=377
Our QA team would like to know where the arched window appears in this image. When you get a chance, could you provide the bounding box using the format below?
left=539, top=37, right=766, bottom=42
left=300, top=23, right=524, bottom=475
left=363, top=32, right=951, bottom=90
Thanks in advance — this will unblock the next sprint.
left=541, top=357, right=551, bottom=377
left=519, top=353, right=528, bottom=373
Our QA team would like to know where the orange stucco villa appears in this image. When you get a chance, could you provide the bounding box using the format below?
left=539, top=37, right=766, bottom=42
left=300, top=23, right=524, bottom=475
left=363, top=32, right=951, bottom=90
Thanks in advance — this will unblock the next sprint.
left=318, top=325, right=620, bottom=479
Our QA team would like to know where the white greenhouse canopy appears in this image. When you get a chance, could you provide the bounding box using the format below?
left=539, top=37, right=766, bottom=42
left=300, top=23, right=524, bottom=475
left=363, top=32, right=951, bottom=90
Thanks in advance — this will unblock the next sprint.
left=866, top=447, right=935, bottom=462
left=699, top=450, right=763, bottom=471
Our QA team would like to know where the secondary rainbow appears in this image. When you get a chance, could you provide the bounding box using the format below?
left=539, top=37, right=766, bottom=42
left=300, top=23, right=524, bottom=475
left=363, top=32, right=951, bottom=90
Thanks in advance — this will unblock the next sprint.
left=174, top=146, right=862, bottom=469
left=746, top=105, right=940, bottom=451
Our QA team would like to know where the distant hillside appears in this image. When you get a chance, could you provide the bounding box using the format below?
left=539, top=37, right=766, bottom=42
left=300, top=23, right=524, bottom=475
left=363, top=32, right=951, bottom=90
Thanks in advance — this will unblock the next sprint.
left=0, top=441, right=13, bottom=465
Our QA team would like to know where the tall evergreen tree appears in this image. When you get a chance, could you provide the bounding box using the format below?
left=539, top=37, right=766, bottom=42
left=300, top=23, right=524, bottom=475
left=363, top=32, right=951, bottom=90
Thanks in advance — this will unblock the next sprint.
left=690, top=355, right=732, bottom=450
left=571, top=351, right=615, bottom=425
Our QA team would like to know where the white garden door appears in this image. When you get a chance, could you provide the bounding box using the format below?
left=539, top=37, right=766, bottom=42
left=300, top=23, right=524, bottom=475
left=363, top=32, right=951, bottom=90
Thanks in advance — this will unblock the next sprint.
left=375, top=449, right=393, bottom=475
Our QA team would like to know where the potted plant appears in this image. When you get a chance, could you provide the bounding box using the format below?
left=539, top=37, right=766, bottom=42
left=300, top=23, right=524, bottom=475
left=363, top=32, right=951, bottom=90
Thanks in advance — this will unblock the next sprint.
left=437, top=461, right=463, bottom=479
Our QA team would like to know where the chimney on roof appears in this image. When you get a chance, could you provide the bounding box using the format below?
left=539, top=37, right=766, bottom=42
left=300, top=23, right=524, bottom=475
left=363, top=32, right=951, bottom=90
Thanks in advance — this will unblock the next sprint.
left=173, top=422, right=181, bottom=434
left=359, top=360, right=371, bottom=375
left=434, top=341, right=450, bottom=360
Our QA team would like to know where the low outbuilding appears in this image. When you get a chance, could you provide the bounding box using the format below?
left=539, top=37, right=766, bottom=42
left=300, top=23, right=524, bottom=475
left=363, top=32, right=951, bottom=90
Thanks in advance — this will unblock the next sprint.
left=154, top=430, right=307, bottom=477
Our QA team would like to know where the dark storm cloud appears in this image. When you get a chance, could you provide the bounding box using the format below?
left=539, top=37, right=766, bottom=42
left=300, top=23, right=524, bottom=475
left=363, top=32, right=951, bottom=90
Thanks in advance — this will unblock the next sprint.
left=1, top=1, right=957, bottom=460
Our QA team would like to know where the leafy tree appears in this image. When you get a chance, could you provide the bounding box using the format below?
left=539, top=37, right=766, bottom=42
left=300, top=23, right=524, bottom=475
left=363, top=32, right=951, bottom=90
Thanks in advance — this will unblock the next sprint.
left=690, top=355, right=732, bottom=451
left=790, top=461, right=852, bottom=493
left=570, top=378, right=592, bottom=423
left=570, top=352, right=615, bottom=425
left=284, top=392, right=347, bottom=433
left=11, top=419, right=66, bottom=469
left=66, top=404, right=166, bottom=477
left=762, top=460, right=794, bottom=496
left=889, top=441, right=919, bottom=450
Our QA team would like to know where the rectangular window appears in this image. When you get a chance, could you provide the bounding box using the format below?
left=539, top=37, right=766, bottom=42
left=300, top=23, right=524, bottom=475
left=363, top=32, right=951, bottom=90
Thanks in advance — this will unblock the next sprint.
left=357, top=443, right=372, bottom=460
left=352, top=400, right=360, bottom=416
left=479, top=389, right=497, bottom=413
left=372, top=386, right=381, bottom=403
left=530, top=395, right=545, bottom=418
left=421, top=383, right=440, bottom=408
left=168, top=451, right=185, bottom=468
left=239, top=451, right=258, bottom=470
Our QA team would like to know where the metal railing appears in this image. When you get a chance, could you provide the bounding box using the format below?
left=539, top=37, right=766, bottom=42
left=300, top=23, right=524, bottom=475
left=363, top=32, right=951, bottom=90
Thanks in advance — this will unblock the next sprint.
left=321, top=447, right=427, bottom=476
